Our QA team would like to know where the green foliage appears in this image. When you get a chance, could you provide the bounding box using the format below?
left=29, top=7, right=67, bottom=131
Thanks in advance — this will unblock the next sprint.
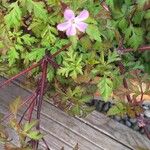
left=4, top=2, right=22, bottom=29
left=56, top=85, right=93, bottom=116
left=86, top=25, right=102, bottom=42
left=58, top=49, right=83, bottom=79
left=0, top=0, right=150, bottom=148
left=1, top=98, right=43, bottom=149
left=23, top=120, right=43, bottom=140
left=124, top=25, right=144, bottom=49
left=107, top=102, right=126, bottom=116
left=98, top=76, right=113, bottom=100
left=7, top=47, right=19, bottom=66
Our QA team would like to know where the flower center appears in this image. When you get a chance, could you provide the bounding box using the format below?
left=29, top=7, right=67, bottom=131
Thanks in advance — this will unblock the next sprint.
left=71, top=19, right=76, bottom=24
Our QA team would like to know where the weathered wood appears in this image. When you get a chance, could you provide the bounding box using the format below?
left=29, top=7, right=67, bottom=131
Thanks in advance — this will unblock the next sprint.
left=84, top=111, right=150, bottom=150
left=0, top=104, right=46, bottom=150
left=0, top=76, right=148, bottom=150
left=0, top=100, right=72, bottom=150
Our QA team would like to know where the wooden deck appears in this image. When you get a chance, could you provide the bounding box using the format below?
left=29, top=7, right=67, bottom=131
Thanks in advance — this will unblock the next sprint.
left=0, top=76, right=150, bottom=150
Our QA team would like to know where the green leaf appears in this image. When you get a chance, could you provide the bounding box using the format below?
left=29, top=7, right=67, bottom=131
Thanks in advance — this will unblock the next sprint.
left=118, top=18, right=128, bottom=30
left=58, top=49, right=83, bottom=79
left=124, top=26, right=144, bottom=49
left=80, top=36, right=92, bottom=50
left=41, top=25, right=57, bottom=46
left=47, top=65, right=54, bottom=82
left=70, top=36, right=78, bottom=49
left=32, top=1, right=47, bottom=20
left=23, top=120, right=38, bottom=133
left=98, top=76, right=113, bottom=100
left=107, top=50, right=121, bottom=64
left=7, top=47, right=19, bottom=66
left=107, top=102, right=126, bottom=116
left=144, top=10, right=150, bottom=19
left=4, top=2, right=22, bottom=28
left=26, top=130, right=43, bottom=140
left=21, top=34, right=36, bottom=46
left=27, top=48, right=45, bottom=62
left=136, top=0, right=150, bottom=9
left=132, top=11, right=145, bottom=24
left=86, top=25, right=102, bottom=42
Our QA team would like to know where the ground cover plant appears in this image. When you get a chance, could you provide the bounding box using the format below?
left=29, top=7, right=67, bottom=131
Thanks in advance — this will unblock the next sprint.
left=0, top=0, right=150, bottom=149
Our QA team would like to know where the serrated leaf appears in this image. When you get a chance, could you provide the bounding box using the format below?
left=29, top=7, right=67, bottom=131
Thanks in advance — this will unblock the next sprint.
left=32, top=1, right=47, bottom=20
left=4, top=2, right=22, bottom=28
left=7, top=47, right=19, bottom=66
left=124, top=26, right=144, bottom=49
left=26, top=130, right=43, bottom=140
left=107, top=50, right=121, bottom=64
left=98, top=76, right=113, bottom=100
left=58, top=49, right=83, bottom=79
left=107, top=102, right=126, bottom=116
left=21, top=34, right=36, bottom=46
left=86, top=25, right=101, bottom=42
left=23, top=120, right=38, bottom=133
left=132, top=11, right=145, bottom=25
left=27, top=48, right=45, bottom=62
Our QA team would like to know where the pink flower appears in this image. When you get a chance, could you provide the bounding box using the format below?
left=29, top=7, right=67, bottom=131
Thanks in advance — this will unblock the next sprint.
left=57, top=9, right=89, bottom=36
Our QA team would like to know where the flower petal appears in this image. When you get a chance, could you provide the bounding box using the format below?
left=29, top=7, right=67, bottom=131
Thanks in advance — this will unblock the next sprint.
left=76, top=10, right=89, bottom=21
left=57, top=21, right=71, bottom=31
left=66, top=25, right=76, bottom=36
left=64, top=9, right=75, bottom=20
left=75, top=22, right=88, bottom=32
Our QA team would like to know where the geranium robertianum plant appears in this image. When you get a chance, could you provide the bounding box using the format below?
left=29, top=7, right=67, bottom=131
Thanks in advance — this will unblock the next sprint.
left=0, top=0, right=150, bottom=148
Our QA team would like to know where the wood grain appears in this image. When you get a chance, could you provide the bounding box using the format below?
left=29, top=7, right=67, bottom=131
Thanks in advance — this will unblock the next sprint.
left=0, top=76, right=148, bottom=150
left=84, top=111, right=150, bottom=150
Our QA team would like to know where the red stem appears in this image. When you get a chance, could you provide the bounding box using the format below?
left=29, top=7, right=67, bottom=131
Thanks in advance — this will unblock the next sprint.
left=51, top=34, right=84, bottom=58
left=0, top=62, right=41, bottom=89
left=46, top=56, right=60, bottom=68
left=51, top=43, right=71, bottom=58
left=118, top=62, right=132, bottom=102
left=18, top=95, right=36, bottom=125
left=34, top=59, right=48, bottom=149
left=1, top=92, right=36, bottom=122
left=122, top=45, right=150, bottom=53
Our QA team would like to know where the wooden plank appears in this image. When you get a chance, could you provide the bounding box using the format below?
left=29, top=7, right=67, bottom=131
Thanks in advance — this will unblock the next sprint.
left=0, top=76, right=132, bottom=150
left=0, top=101, right=72, bottom=150
left=0, top=104, right=46, bottom=150
left=0, top=80, right=103, bottom=150
left=84, top=111, right=150, bottom=150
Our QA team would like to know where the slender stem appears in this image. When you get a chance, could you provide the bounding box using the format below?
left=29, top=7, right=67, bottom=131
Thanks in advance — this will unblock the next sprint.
left=122, top=45, right=150, bottom=53
left=51, top=43, right=71, bottom=58
left=28, top=97, right=36, bottom=122
left=46, top=57, right=60, bottom=68
left=34, top=59, right=48, bottom=149
left=118, top=62, right=132, bottom=102
left=51, top=34, right=84, bottom=58
left=42, top=138, right=51, bottom=150
left=36, top=60, right=48, bottom=125
left=18, top=95, right=36, bottom=125
left=1, top=93, right=36, bottom=123
left=135, top=71, right=144, bottom=102
left=0, top=62, right=41, bottom=89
